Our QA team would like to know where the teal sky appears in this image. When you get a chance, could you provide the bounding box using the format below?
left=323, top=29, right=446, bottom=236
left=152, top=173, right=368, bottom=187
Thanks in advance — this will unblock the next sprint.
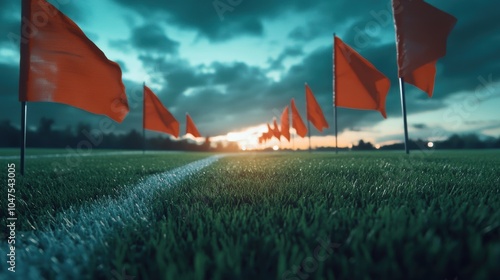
left=0, top=0, right=499, bottom=148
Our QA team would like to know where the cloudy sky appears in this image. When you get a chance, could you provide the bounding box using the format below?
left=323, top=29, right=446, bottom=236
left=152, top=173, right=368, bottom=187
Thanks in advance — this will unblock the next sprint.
left=0, top=0, right=499, bottom=149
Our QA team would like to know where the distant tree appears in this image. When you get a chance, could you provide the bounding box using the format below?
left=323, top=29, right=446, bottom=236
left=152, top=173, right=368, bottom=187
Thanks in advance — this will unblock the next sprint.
left=35, top=117, right=56, bottom=147
left=202, top=136, right=211, bottom=151
left=121, top=129, right=142, bottom=149
left=352, top=140, right=375, bottom=151
left=0, top=120, right=19, bottom=147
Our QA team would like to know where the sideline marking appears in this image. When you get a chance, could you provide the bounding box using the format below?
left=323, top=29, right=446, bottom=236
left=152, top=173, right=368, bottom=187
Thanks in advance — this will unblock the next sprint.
left=0, top=155, right=223, bottom=279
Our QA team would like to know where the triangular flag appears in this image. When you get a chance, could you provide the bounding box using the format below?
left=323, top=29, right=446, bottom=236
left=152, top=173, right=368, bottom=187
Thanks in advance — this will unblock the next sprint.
left=19, top=0, right=129, bottom=122
left=280, top=106, right=290, bottom=142
left=186, top=113, right=202, bottom=138
left=305, top=84, right=329, bottom=132
left=392, top=0, right=457, bottom=97
left=290, top=99, right=307, bottom=138
left=266, top=123, right=277, bottom=140
left=272, top=118, right=281, bottom=140
left=334, top=36, right=391, bottom=118
left=143, top=85, right=179, bottom=137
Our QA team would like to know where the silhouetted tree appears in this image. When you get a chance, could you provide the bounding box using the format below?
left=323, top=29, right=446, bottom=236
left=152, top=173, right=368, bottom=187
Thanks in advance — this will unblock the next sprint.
left=0, top=120, right=18, bottom=147
left=352, top=140, right=375, bottom=151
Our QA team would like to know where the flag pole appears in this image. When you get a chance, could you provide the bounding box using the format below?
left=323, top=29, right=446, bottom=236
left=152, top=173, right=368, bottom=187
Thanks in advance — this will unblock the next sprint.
left=20, top=101, right=27, bottom=175
left=333, top=33, right=338, bottom=154
left=399, top=77, right=410, bottom=154
left=142, top=82, right=146, bottom=154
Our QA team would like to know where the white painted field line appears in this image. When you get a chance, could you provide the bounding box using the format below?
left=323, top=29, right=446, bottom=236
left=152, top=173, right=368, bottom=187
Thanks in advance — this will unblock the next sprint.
left=0, top=155, right=223, bottom=279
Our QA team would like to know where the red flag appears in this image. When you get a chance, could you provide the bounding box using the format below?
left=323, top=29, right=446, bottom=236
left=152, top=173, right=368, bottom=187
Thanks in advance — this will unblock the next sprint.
left=143, top=85, right=179, bottom=137
left=290, top=99, right=307, bottom=138
left=186, top=114, right=202, bottom=138
left=272, top=118, right=281, bottom=140
left=305, top=84, right=329, bottom=132
left=392, top=0, right=457, bottom=97
left=266, top=123, right=276, bottom=140
left=280, top=106, right=290, bottom=142
left=19, top=0, right=129, bottom=122
left=334, top=36, right=390, bottom=118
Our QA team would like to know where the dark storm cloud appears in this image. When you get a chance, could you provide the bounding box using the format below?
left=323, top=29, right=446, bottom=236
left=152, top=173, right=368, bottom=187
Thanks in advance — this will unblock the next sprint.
left=131, top=24, right=180, bottom=54
left=113, top=0, right=395, bottom=43
left=139, top=56, right=208, bottom=102
left=413, top=124, right=428, bottom=130
left=288, top=24, right=324, bottom=42
left=138, top=58, right=278, bottom=135
left=0, top=1, right=91, bottom=49
left=112, top=0, right=317, bottom=41
left=267, top=46, right=303, bottom=70
left=0, top=63, right=20, bottom=127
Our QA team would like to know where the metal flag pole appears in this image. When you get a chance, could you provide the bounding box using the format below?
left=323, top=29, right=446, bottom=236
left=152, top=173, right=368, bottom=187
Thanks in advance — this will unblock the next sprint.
left=19, top=0, right=28, bottom=175
left=142, top=82, right=146, bottom=155
left=333, top=33, right=338, bottom=154
left=399, top=78, right=410, bottom=154
left=20, top=101, right=27, bottom=175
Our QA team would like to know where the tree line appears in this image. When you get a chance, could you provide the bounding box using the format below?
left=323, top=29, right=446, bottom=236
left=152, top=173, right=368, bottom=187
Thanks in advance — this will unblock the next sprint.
left=0, top=118, right=239, bottom=152
left=1, top=118, right=499, bottom=152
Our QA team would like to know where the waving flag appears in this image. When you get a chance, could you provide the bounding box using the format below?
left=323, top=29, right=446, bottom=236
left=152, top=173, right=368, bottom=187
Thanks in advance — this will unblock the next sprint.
left=280, top=106, right=290, bottom=142
left=272, top=118, right=281, bottom=140
left=265, top=123, right=276, bottom=140
left=305, top=84, right=329, bottom=132
left=143, top=85, right=179, bottom=137
left=334, top=36, right=390, bottom=118
left=392, top=0, right=457, bottom=97
left=19, top=0, right=129, bottom=122
left=186, top=113, right=202, bottom=138
left=290, top=99, right=307, bottom=138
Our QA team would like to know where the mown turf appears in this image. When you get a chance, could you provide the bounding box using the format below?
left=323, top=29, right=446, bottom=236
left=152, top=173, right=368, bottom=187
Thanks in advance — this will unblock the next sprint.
left=0, top=151, right=209, bottom=233
left=97, top=151, right=500, bottom=280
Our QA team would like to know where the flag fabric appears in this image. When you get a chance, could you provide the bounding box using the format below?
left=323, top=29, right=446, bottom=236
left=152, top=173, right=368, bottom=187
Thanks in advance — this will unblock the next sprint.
left=266, top=124, right=274, bottom=140
left=19, top=0, right=129, bottom=122
left=272, top=118, right=281, bottom=140
left=280, top=106, right=290, bottom=142
left=143, top=85, right=179, bottom=137
left=290, top=98, right=307, bottom=138
left=186, top=114, right=202, bottom=138
left=305, top=84, right=329, bottom=132
left=334, top=36, right=391, bottom=118
left=392, top=0, right=457, bottom=97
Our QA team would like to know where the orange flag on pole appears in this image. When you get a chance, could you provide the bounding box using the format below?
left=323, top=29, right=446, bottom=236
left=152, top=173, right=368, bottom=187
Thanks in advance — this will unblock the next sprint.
left=334, top=36, right=390, bottom=118
left=19, top=0, right=129, bottom=122
left=305, top=84, right=329, bottom=132
left=186, top=113, right=202, bottom=138
left=280, top=106, right=290, bottom=142
left=290, top=99, right=307, bottom=138
left=392, top=0, right=457, bottom=97
left=143, top=85, right=179, bottom=137
left=272, top=118, right=281, bottom=140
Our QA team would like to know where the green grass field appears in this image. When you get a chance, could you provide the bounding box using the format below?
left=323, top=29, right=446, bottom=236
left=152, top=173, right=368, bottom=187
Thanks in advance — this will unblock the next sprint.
left=0, top=150, right=209, bottom=232
left=1, top=150, right=500, bottom=279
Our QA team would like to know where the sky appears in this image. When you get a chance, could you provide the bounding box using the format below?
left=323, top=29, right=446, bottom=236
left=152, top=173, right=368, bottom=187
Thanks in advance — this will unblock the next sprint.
left=0, top=0, right=499, bottom=150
